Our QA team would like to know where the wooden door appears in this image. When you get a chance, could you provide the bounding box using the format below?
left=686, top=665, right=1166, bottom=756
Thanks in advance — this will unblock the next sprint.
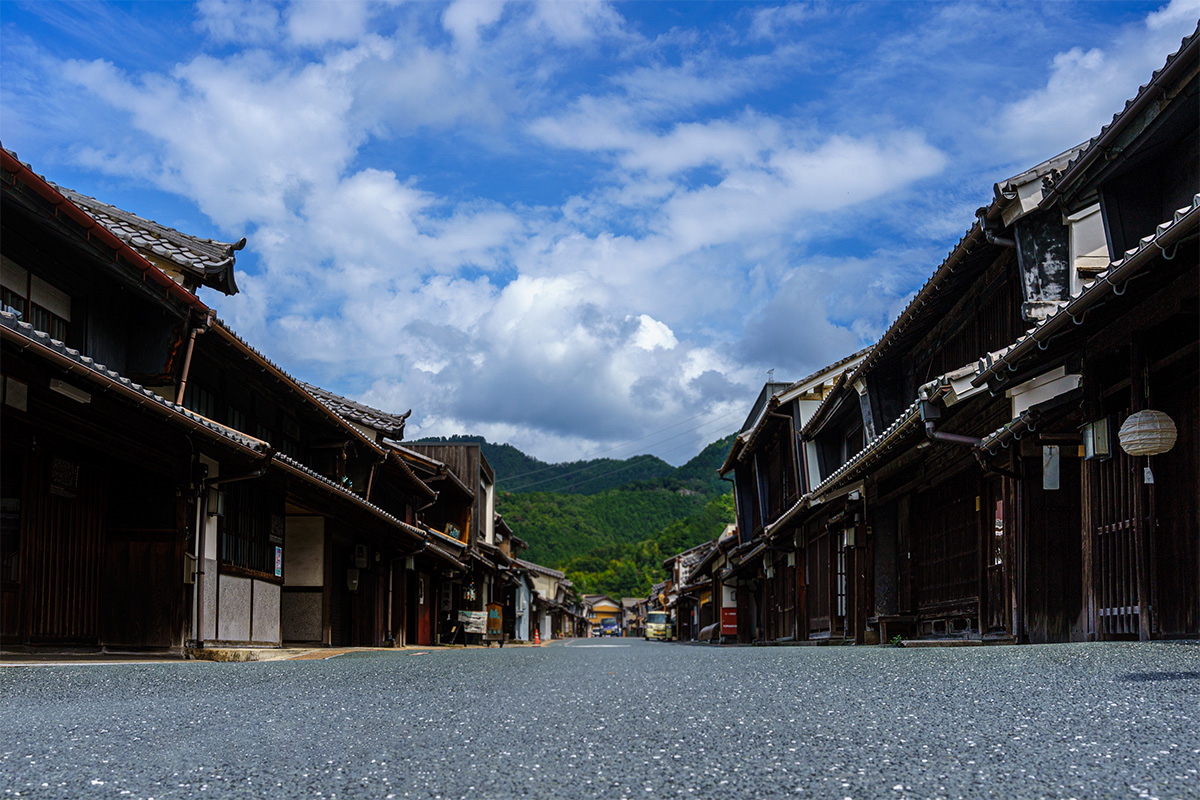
left=24, top=451, right=104, bottom=644
left=984, top=478, right=1007, bottom=633
left=794, top=548, right=806, bottom=640
left=807, top=529, right=831, bottom=635
left=1091, top=409, right=1143, bottom=638
left=1, top=445, right=25, bottom=644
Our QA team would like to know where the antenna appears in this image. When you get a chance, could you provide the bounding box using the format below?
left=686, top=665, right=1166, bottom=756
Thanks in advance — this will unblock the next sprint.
left=767, top=368, right=775, bottom=383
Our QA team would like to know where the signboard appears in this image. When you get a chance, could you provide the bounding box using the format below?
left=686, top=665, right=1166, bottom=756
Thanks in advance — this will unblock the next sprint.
left=275, top=547, right=283, bottom=577
left=721, top=607, right=738, bottom=636
left=458, top=610, right=487, bottom=634
left=486, top=603, right=503, bottom=640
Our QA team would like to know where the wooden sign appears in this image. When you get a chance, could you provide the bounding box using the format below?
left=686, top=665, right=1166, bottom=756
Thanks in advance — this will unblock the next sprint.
left=486, top=603, right=503, bottom=640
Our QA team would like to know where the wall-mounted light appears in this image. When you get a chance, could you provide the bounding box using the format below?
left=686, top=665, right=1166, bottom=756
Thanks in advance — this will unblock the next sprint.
left=207, top=487, right=225, bottom=517
left=1082, top=417, right=1111, bottom=460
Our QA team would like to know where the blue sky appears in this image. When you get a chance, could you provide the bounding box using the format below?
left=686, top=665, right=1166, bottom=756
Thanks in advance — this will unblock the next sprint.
left=2, top=1, right=1196, bottom=464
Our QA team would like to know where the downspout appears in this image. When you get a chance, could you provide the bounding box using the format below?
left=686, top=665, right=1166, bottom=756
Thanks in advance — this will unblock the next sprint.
left=176, top=309, right=215, bottom=407
left=364, top=453, right=386, bottom=502
left=976, top=208, right=1016, bottom=248
left=920, top=401, right=981, bottom=447
left=193, top=454, right=272, bottom=650
left=922, top=399, right=1020, bottom=478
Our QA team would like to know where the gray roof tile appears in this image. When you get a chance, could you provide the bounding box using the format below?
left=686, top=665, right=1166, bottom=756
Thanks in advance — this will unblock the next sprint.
left=300, top=382, right=412, bottom=439
left=53, top=185, right=245, bottom=296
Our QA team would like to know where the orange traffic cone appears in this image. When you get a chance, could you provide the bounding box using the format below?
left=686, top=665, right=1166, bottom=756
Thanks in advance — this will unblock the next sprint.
left=534, top=628, right=541, bottom=645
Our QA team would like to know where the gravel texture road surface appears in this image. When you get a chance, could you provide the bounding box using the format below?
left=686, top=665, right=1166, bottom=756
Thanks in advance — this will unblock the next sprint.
left=2, top=639, right=1198, bottom=799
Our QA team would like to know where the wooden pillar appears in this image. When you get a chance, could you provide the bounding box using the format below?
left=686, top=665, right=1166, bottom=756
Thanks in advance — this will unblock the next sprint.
left=322, top=531, right=333, bottom=646
left=1081, top=356, right=1100, bottom=641
left=976, top=478, right=987, bottom=637
left=1131, top=340, right=1152, bottom=641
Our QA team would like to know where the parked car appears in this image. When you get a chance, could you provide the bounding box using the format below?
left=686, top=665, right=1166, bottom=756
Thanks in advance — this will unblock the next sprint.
left=645, top=611, right=671, bottom=641
left=599, top=617, right=621, bottom=637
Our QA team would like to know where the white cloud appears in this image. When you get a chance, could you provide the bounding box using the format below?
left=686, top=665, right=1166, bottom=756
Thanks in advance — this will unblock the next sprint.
left=286, top=0, right=371, bottom=47
left=442, top=0, right=508, bottom=51
left=526, top=0, right=625, bottom=45
left=195, top=0, right=281, bottom=44
left=748, top=2, right=830, bottom=41
left=629, top=314, right=678, bottom=351
left=992, top=0, right=1198, bottom=164
left=11, top=0, right=1189, bottom=466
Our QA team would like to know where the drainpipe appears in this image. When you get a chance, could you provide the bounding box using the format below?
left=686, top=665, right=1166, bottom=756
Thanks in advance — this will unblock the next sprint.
left=920, top=401, right=982, bottom=447
left=193, top=454, right=272, bottom=650
left=922, top=400, right=1022, bottom=479
left=364, top=453, right=387, bottom=502
left=176, top=310, right=214, bottom=407
left=976, top=208, right=1016, bottom=248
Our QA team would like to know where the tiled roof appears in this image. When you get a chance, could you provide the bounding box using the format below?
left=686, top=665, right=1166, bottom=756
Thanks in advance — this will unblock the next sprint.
left=272, top=451, right=452, bottom=547
left=1041, top=29, right=1198, bottom=208
left=798, top=369, right=852, bottom=439
left=301, top=382, right=411, bottom=439
left=514, top=558, right=565, bottom=580
left=54, top=185, right=245, bottom=296
left=812, top=397, right=924, bottom=500
left=973, top=194, right=1200, bottom=388
left=1, top=312, right=442, bottom=543
left=785, top=346, right=874, bottom=397
left=722, top=346, right=873, bottom=474
left=2, top=150, right=209, bottom=314
left=845, top=144, right=1086, bottom=387
left=1, top=310, right=266, bottom=453
left=211, top=321, right=397, bottom=459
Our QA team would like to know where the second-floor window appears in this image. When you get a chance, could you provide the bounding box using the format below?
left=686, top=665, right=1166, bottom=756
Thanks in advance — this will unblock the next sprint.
left=183, top=384, right=218, bottom=420
left=2, top=260, right=70, bottom=343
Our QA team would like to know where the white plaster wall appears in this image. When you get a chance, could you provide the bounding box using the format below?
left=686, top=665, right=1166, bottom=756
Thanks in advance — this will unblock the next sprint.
left=218, top=574, right=252, bottom=641
left=285, top=516, right=324, bottom=586
left=252, top=580, right=281, bottom=644
left=200, top=455, right=220, bottom=561
left=202, top=558, right=218, bottom=640
left=515, top=584, right=530, bottom=641
left=531, top=574, right=557, bottom=599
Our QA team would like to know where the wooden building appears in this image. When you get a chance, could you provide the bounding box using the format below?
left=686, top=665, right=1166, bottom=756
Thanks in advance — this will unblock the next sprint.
left=717, top=350, right=869, bottom=643
left=1, top=149, right=447, bottom=653
left=709, top=28, right=1197, bottom=648
left=972, top=31, right=1198, bottom=641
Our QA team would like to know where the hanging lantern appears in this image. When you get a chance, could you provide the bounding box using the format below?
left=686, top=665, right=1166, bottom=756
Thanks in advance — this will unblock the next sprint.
left=1118, top=410, right=1177, bottom=456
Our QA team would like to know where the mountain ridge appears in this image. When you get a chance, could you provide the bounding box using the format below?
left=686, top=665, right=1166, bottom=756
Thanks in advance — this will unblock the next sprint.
left=413, top=433, right=737, bottom=597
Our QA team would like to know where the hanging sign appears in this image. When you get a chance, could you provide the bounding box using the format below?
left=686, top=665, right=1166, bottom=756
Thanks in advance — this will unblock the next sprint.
left=275, top=546, right=283, bottom=577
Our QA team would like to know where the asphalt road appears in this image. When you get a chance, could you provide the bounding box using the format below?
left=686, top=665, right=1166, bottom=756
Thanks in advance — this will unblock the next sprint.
left=2, top=639, right=1198, bottom=799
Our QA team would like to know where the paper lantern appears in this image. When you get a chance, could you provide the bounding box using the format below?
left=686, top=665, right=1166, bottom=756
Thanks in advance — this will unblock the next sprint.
left=1118, top=410, right=1177, bottom=456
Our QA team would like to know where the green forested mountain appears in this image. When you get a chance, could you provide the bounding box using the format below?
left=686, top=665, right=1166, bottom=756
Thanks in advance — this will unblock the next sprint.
left=412, top=435, right=675, bottom=494
left=489, top=433, right=738, bottom=598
